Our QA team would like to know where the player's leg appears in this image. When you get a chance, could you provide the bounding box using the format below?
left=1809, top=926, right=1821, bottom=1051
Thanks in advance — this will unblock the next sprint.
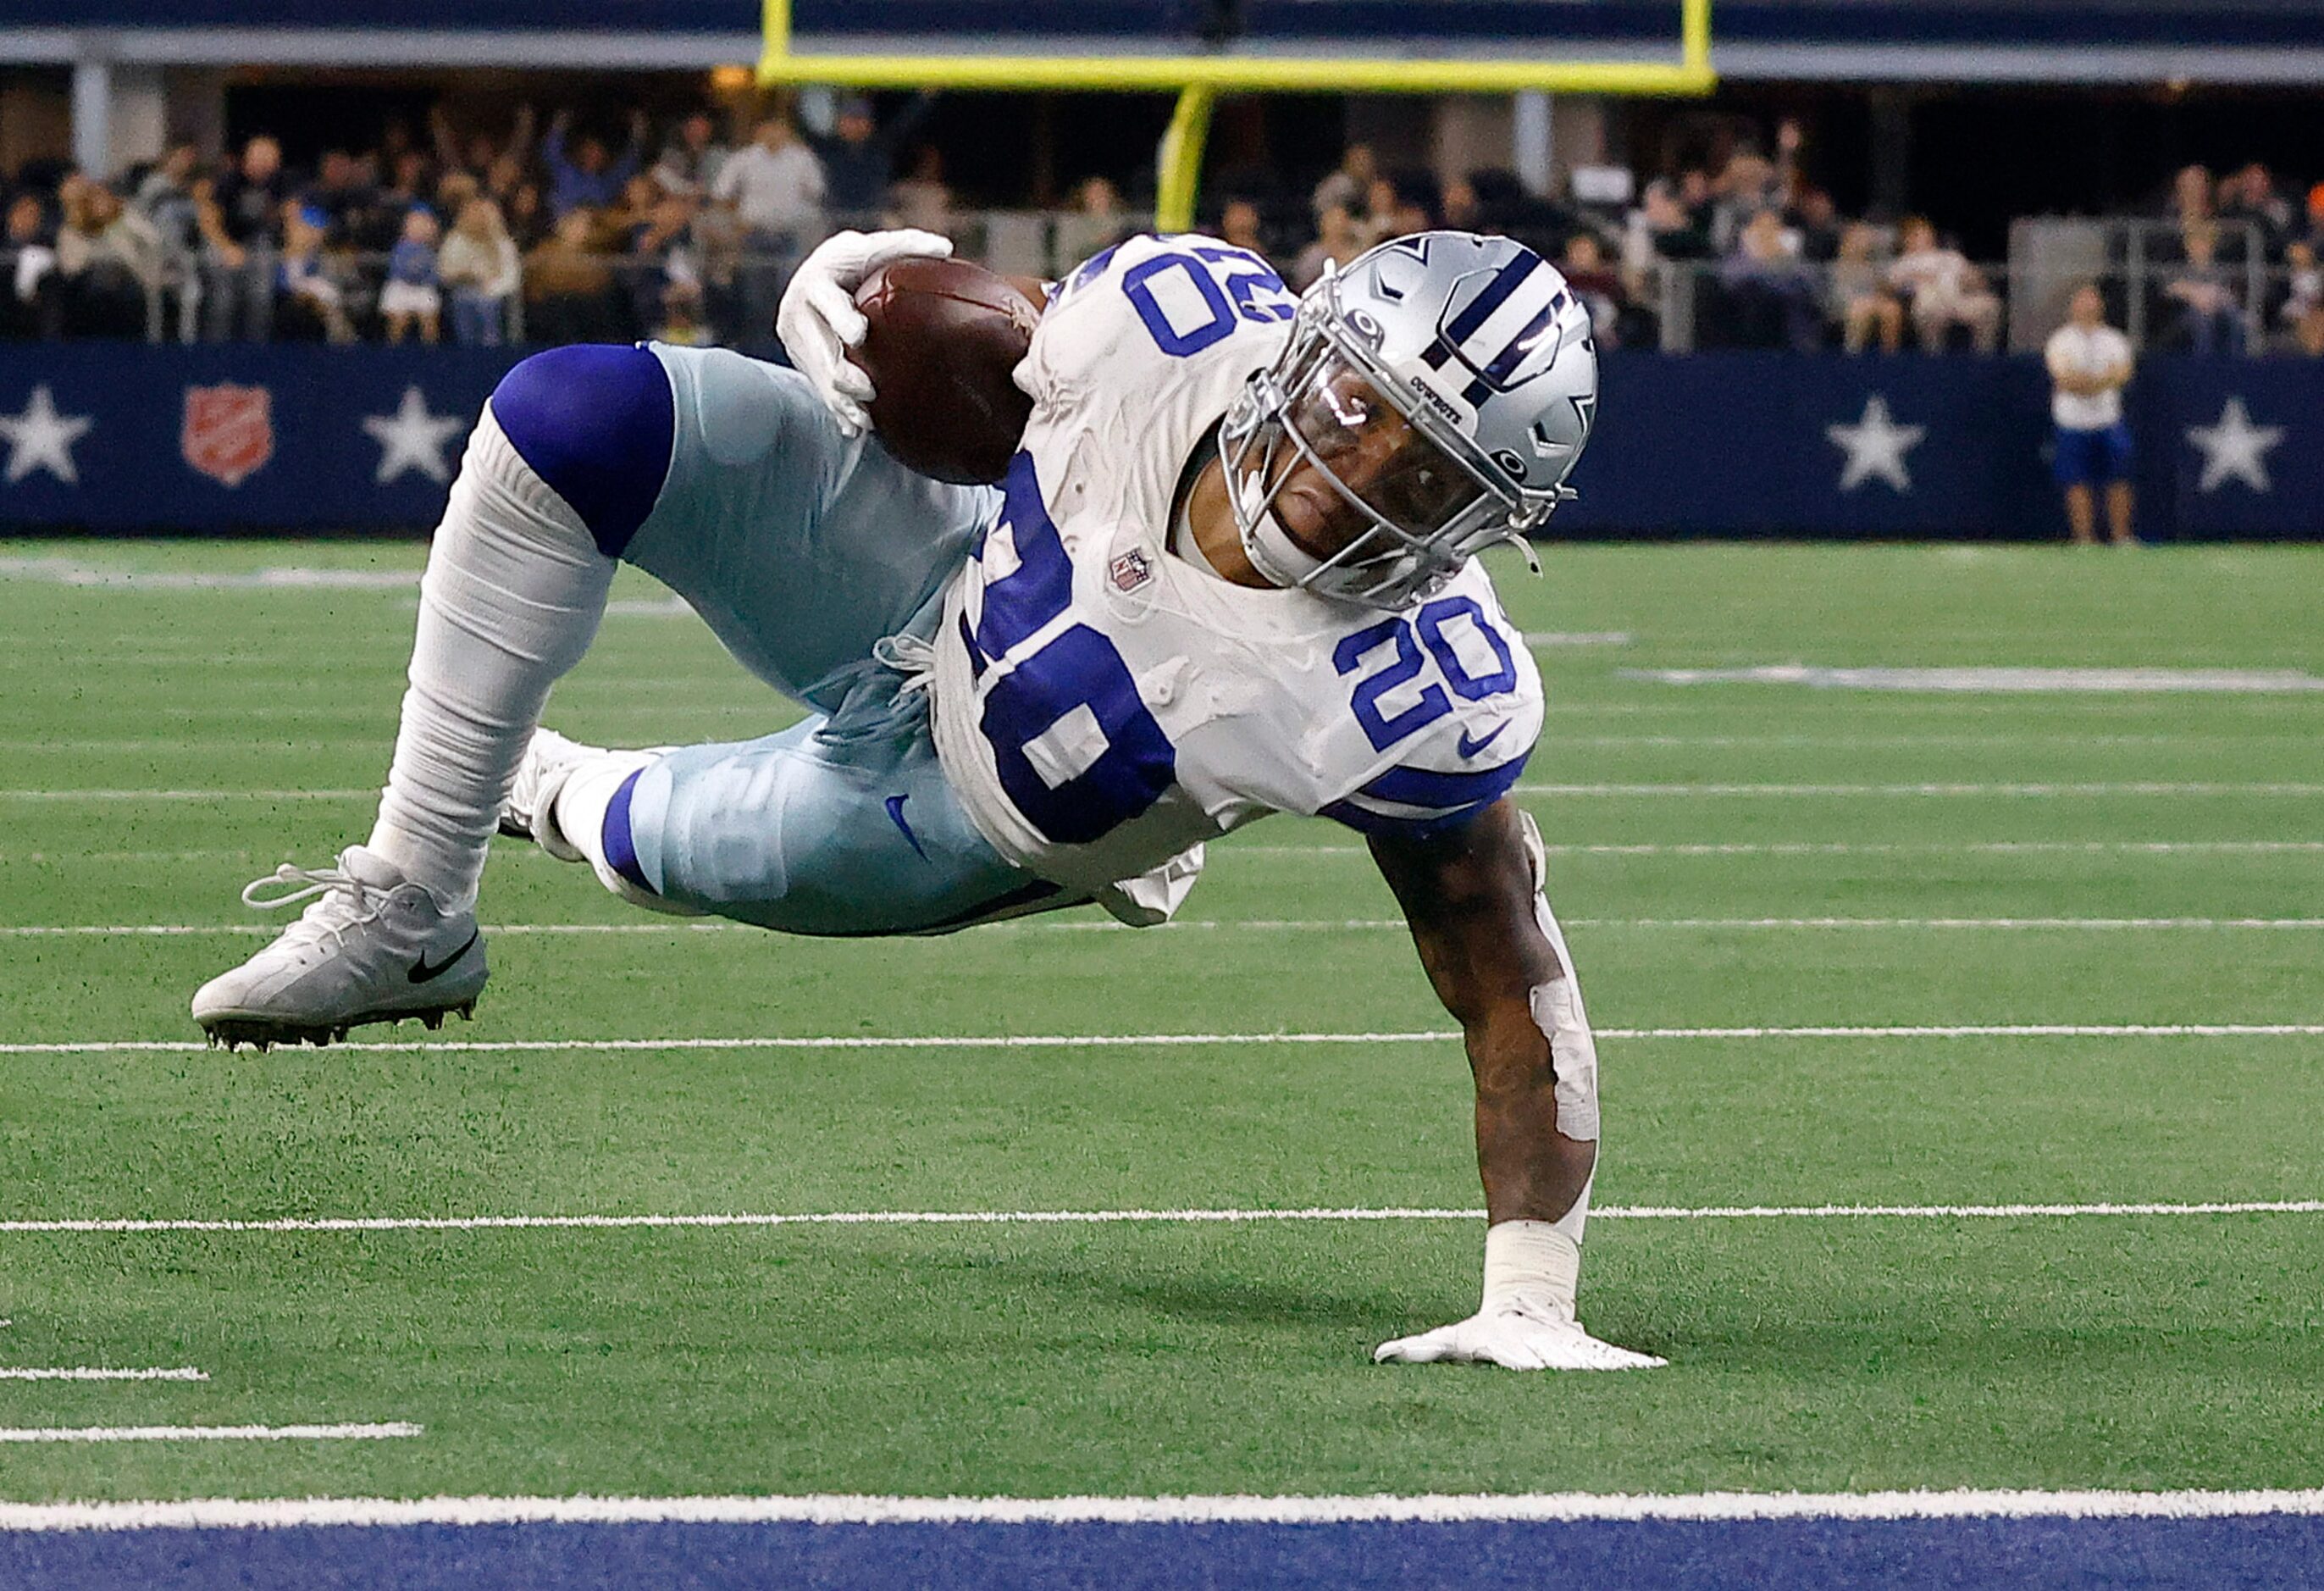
left=194, top=341, right=992, bottom=1044
left=612, top=344, right=995, bottom=714
left=191, top=346, right=665, bottom=1045
left=2103, top=424, right=2137, bottom=546
left=508, top=708, right=1062, bottom=938
left=2055, top=428, right=2097, bottom=545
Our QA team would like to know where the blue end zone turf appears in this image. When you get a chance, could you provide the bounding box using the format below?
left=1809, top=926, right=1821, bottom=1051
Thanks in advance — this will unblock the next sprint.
left=6, top=1516, right=2321, bottom=1590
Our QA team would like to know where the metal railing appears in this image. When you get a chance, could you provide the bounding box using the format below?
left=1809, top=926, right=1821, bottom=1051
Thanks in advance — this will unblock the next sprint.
left=5, top=208, right=2315, bottom=358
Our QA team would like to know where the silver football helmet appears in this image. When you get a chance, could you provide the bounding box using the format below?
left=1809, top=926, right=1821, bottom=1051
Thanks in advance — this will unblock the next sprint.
left=1219, top=231, right=1598, bottom=609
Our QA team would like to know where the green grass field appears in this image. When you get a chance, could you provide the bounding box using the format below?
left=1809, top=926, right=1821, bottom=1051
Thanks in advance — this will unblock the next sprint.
left=0, top=540, right=2318, bottom=1504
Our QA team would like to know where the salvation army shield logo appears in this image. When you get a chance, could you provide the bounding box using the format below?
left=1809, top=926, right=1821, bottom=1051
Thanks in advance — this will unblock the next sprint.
left=181, top=385, right=274, bottom=487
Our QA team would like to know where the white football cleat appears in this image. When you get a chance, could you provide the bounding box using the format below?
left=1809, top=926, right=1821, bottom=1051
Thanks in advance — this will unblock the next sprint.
left=191, top=846, right=486, bottom=1051
left=497, top=726, right=603, bottom=862
left=1374, top=1304, right=1667, bottom=1372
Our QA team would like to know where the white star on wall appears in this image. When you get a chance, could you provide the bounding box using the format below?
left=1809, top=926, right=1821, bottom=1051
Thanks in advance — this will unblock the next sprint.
left=361, top=386, right=466, bottom=485
left=2184, top=396, right=2284, bottom=494
left=1825, top=394, right=1926, bottom=493
left=0, top=385, right=93, bottom=485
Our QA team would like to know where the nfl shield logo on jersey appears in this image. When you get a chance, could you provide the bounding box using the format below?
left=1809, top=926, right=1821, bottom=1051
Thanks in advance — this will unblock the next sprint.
left=182, top=385, right=274, bottom=488
left=1109, top=549, right=1155, bottom=593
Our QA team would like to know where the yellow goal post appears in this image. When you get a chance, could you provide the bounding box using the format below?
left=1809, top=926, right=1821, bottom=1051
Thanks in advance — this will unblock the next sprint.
left=759, top=0, right=1714, bottom=230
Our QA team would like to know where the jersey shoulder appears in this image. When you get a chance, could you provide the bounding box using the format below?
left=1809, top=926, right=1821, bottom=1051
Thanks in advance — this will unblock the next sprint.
left=1316, top=564, right=1544, bottom=841
left=1022, top=233, right=1298, bottom=413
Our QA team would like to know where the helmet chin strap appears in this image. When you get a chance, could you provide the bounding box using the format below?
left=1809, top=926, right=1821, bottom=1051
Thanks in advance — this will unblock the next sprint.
left=1235, top=468, right=1326, bottom=590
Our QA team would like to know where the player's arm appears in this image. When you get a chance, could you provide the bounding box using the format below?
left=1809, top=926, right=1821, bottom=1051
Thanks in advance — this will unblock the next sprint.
left=1364, top=798, right=1592, bottom=1228
left=1361, top=798, right=1660, bottom=1372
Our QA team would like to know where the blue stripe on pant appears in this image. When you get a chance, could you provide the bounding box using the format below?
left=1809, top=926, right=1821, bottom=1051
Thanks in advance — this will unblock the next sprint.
left=611, top=709, right=1053, bottom=939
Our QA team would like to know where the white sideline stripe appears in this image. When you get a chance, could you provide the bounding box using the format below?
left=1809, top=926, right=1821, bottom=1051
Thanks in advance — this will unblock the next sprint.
left=0, top=790, right=373, bottom=801
left=0, top=1422, right=418, bottom=1444
left=12, top=842, right=2323, bottom=864
left=1513, top=782, right=2324, bottom=796
left=1630, top=665, right=2324, bottom=694
left=5, top=1023, right=2319, bottom=1058
left=1230, top=841, right=2324, bottom=856
left=0, top=557, right=419, bottom=592
left=13, top=917, right=2324, bottom=938
left=0, top=1201, right=2315, bottom=1236
left=6, top=782, right=2321, bottom=802
left=1519, top=630, right=1633, bottom=646
left=3, top=1488, right=2324, bottom=1530
left=0, top=1367, right=206, bottom=1382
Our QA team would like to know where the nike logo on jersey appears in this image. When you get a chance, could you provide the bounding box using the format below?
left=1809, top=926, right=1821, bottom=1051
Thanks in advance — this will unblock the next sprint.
left=885, top=794, right=929, bottom=860
left=1457, top=721, right=1510, bottom=759
left=408, top=931, right=479, bottom=984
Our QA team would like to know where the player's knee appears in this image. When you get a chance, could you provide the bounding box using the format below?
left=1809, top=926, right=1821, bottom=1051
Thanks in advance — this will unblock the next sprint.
left=490, top=345, right=676, bottom=559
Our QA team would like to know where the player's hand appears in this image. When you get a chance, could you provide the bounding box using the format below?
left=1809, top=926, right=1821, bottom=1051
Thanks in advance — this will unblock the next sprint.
left=1374, top=1302, right=1667, bottom=1372
left=775, top=227, right=954, bottom=437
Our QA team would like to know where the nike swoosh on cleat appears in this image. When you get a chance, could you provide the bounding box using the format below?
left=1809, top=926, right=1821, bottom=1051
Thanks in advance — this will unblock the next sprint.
left=885, top=794, right=929, bottom=861
left=1457, top=721, right=1510, bottom=758
left=408, top=930, right=480, bottom=984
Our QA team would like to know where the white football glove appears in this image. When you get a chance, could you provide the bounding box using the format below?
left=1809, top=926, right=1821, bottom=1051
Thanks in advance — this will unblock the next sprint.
left=1375, top=1300, right=1667, bottom=1372
left=773, top=227, right=954, bottom=437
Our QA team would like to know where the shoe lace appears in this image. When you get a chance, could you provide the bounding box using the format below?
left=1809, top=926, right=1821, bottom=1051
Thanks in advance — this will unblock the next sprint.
left=241, top=861, right=390, bottom=951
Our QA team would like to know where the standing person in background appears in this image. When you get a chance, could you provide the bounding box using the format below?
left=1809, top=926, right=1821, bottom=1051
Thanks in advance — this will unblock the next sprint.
left=2163, top=224, right=2244, bottom=355
left=884, top=144, right=950, bottom=233
left=1292, top=201, right=1366, bottom=289
left=1052, top=175, right=1131, bottom=269
left=2045, top=283, right=2136, bottom=547
left=543, top=109, right=648, bottom=219
left=1888, top=216, right=2002, bottom=352
left=199, top=135, right=290, bottom=341
left=651, top=112, right=731, bottom=201
left=1215, top=197, right=1275, bottom=274
left=440, top=197, right=521, bottom=346
left=1309, top=143, right=1375, bottom=222
left=380, top=207, right=442, bottom=344
left=813, top=93, right=933, bottom=225
left=711, top=114, right=826, bottom=344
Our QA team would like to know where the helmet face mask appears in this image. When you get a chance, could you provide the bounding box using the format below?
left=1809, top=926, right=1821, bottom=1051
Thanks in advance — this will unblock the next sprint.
left=1219, top=231, right=1598, bottom=610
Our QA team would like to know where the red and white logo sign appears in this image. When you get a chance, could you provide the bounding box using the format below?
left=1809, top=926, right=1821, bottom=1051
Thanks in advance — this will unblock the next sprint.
left=181, top=385, right=274, bottom=488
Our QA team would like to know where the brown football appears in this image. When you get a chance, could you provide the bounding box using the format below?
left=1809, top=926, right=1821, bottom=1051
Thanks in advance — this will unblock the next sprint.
left=849, top=258, right=1040, bottom=485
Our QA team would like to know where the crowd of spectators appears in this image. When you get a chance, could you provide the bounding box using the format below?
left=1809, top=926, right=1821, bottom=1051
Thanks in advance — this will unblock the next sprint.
left=1205, top=125, right=2324, bottom=357
left=5, top=96, right=2321, bottom=359
left=0, top=94, right=939, bottom=348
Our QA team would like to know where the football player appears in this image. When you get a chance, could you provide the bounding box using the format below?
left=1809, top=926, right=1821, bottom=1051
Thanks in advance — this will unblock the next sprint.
left=191, top=226, right=1659, bottom=1372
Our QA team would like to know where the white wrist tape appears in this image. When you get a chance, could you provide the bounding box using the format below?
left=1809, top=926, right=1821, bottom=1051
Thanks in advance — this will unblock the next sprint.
left=1482, top=1219, right=1580, bottom=1322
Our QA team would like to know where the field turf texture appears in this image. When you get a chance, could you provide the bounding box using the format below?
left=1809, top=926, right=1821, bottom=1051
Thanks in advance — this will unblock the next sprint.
left=0, top=540, right=2317, bottom=1513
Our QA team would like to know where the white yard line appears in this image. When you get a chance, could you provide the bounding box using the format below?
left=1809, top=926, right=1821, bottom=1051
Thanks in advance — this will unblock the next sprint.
left=1228, top=840, right=2324, bottom=856
left=1630, top=665, right=2324, bottom=694
left=0, top=1422, right=418, bottom=1444
left=4, top=1488, right=2324, bottom=1529
left=1513, top=782, right=2324, bottom=796
left=3, top=1024, right=2317, bottom=1059
left=0, top=1367, right=206, bottom=1382
left=11, top=842, right=2321, bottom=866
left=10, top=917, right=2324, bottom=938
left=0, top=1202, right=2313, bottom=1237
left=7, top=782, right=2319, bottom=801
left=0, top=790, right=373, bottom=801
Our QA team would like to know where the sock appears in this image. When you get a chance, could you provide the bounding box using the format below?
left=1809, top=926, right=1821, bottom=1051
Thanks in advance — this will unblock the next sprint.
left=365, top=407, right=615, bottom=909
left=1481, top=1218, right=1581, bottom=1324
left=547, top=750, right=700, bottom=917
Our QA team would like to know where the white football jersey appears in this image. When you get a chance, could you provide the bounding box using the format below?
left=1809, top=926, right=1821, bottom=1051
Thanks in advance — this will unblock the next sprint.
left=927, top=235, right=1542, bottom=900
